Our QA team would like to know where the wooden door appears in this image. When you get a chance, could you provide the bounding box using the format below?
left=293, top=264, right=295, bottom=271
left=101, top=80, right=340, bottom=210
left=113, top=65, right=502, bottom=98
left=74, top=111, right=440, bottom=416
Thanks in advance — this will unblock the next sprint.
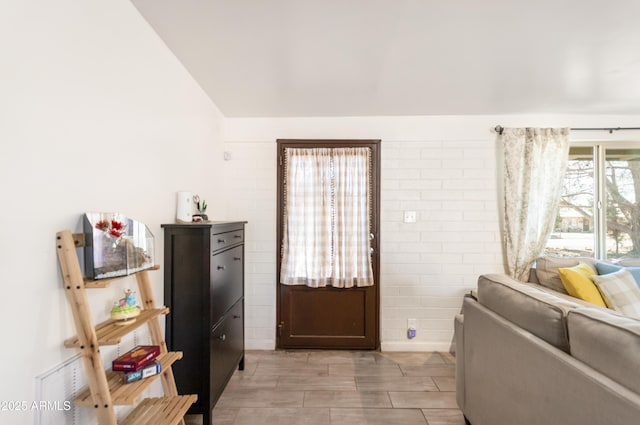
left=276, top=140, right=380, bottom=349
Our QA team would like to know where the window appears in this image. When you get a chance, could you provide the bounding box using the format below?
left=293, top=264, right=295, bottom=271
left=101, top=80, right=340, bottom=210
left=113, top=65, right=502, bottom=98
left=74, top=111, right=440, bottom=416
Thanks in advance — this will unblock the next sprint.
left=545, top=144, right=640, bottom=261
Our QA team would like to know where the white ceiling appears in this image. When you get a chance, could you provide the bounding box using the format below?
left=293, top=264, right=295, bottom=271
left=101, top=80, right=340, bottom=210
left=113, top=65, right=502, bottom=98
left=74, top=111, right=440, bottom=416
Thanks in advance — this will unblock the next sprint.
left=131, top=0, right=640, bottom=118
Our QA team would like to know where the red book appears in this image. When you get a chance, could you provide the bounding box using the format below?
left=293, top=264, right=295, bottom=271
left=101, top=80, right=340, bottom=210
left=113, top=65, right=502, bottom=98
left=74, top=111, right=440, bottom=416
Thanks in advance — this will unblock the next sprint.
left=112, top=345, right=160, bottom=372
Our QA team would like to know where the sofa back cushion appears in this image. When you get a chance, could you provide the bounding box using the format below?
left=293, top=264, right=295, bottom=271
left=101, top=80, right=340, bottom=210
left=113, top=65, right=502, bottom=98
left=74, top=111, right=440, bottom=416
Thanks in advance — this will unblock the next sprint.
left=477, top=274, right=581, bottom=352
left=568, top=308, right=640, bottom=394
left=535, top=256, right=596, bottom=294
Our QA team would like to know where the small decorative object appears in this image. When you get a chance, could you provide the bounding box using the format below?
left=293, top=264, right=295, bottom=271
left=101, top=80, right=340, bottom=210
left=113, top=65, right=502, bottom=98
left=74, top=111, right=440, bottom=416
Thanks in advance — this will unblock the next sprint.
left=176, top=191, right=193, bottom=223
left=110, top=289, right=141, bottom=326
left=193, top=194, right=208, bottom=221
left=84, top=212, right=155, bottom=280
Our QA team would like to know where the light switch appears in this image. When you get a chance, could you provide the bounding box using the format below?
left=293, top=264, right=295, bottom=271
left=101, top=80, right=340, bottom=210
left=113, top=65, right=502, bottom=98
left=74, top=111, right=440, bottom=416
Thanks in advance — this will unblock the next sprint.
left=404, top=211, right=417, bottom=223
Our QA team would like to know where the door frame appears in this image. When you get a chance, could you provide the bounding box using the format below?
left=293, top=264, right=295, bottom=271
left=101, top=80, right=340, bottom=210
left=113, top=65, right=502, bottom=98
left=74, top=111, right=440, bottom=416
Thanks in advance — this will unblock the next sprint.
left=276, top=139, right=381, bottom=349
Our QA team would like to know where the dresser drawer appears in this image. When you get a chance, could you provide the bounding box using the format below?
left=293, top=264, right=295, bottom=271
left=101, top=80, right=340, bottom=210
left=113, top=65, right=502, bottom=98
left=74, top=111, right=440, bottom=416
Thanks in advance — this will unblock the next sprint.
left=210, top=300, right=244, bottom=405
left=210, top=246, right=244, bottom=321
left=212, top=229, right=244, bottom=252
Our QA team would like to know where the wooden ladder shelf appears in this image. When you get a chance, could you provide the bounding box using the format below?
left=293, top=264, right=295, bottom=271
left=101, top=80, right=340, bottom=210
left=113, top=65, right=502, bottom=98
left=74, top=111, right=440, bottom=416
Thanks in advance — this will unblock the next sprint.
left=56, top=230, right=196, bottom=425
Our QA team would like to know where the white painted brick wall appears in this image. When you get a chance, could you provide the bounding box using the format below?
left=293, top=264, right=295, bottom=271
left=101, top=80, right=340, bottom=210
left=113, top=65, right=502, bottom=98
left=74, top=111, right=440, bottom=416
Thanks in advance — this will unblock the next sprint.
left=218, top=136, right=504, bottom=351
left=216, top=142, right=278, bottom=349
left=215, top=114, right=640, bottom=351
left=380, top=140, right=502, bottom=350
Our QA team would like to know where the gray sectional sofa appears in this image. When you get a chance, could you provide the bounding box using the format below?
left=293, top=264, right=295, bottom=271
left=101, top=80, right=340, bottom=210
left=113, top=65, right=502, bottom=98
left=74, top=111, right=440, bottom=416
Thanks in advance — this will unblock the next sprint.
left=455, top=270, right=640, bottom=425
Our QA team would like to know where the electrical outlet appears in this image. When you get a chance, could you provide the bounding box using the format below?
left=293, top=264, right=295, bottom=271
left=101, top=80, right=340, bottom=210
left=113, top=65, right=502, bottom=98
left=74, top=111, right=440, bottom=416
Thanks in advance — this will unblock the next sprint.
left=407, top=318, right=417, bottom=339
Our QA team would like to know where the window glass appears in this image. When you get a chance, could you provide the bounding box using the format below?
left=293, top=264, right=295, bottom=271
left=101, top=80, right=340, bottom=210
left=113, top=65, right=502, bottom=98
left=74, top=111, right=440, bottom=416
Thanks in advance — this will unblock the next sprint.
left=545, top=146, right=595, bottom=257
left=605, top=148, right=640, bottom=260
left=545, top=145, right=640, bottom=262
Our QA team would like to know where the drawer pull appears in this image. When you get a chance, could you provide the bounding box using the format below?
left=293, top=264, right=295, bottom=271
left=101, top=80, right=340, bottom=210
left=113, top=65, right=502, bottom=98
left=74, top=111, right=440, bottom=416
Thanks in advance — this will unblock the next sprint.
left=219, top=334, right=226, bottom=341
left=234, top=235, right=242, bottom=239
left=234, top=257, right=242, bottom=261
left=217, top=265, right=225, bottom=270
left=218, top=239, right=226, bottom=244
left=233, top=315, right=241, bottom=319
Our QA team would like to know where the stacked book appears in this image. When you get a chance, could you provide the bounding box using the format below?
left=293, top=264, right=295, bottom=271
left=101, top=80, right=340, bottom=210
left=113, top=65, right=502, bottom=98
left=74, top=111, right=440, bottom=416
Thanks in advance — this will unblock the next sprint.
left=112, top=345, right=162, bottom=384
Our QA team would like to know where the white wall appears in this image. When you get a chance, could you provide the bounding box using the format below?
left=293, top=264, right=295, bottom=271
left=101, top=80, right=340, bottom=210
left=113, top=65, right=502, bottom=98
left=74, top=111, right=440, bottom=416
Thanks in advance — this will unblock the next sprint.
left=0, top=2, right=224, bottom=423
left=221, top=115, right=640, bottom=352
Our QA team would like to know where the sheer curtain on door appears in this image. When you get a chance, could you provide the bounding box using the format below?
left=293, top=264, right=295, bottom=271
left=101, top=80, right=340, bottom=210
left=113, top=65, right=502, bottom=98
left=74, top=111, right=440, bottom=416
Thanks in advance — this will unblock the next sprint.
left=280, top=147, right=374, bottom=288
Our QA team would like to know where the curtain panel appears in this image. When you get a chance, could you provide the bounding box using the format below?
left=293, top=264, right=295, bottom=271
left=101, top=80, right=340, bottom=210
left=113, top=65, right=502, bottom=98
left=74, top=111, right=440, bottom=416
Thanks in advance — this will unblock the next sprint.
left=501, top=127, right=570, bottom=281
left=280, top=147, right=374, bottom=288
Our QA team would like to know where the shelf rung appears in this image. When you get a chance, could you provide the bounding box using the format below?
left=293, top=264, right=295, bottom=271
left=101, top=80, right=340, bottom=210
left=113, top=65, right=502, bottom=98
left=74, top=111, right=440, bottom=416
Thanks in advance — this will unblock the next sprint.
left=119, top=395, right=197, bottom=425
left=75, top=352, right=184, bottom=406
left=64, top=308, right=169, bottom=348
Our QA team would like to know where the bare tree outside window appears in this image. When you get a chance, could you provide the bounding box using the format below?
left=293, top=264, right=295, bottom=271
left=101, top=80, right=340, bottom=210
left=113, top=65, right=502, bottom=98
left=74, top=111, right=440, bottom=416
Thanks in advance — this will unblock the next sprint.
left=545, top=146, right=640, bottom=261
left=605, top=149, right=640, bottom=258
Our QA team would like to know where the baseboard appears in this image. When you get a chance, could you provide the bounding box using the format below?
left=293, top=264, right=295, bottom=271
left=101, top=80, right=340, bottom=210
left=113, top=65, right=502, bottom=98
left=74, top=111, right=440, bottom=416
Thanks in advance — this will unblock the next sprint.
left=245, top=339, right=453, bottom=352
left=381, top=341, right=453, bottom=352
left=245, top=339, right=276, bottom=350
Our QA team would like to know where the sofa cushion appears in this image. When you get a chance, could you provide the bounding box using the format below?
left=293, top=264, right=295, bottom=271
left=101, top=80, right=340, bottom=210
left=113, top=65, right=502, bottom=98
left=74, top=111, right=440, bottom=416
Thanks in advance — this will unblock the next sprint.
left=595, top=261, right=640, bottom=286
left=591, top=269, right=640, bottom=319
left=568, top=308, right=640, bottom=394
left=558, top=262, right=607, bottom=307
left=477, top=274, right=581, bottom=352
left=535, top=256, right=596, bottom=294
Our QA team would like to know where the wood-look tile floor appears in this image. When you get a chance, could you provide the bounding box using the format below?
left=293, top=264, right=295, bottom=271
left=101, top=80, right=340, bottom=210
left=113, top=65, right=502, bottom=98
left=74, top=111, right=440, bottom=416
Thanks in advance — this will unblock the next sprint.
left=185, top=350, right=465, bottom=425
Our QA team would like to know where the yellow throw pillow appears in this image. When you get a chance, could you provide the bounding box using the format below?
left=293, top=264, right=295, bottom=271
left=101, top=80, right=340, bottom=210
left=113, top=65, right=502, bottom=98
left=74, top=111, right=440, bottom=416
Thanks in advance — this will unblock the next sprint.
left=558, top=262, right=607, bottom=307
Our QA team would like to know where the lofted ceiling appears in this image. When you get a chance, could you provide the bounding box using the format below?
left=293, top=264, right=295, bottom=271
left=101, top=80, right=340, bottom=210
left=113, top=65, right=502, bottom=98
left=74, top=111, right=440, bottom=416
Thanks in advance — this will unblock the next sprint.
left=131, top=0, right=640, bottom=117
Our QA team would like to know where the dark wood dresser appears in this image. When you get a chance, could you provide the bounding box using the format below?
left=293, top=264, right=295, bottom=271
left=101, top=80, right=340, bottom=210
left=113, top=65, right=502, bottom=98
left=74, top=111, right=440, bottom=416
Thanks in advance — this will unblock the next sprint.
left=161, top=221, right=246, bottom=425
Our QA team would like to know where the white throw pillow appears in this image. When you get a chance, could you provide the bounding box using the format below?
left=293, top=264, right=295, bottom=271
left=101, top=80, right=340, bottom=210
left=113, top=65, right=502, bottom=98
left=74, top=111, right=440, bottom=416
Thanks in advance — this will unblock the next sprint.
left=535, top=256, right=596, bottom=294
left=591, top=269, right=640, bottom=319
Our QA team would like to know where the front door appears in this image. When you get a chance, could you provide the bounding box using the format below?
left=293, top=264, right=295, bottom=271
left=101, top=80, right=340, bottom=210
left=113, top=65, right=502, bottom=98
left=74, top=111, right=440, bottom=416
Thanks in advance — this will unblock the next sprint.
left=276, top=139, right=380, bottom=349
